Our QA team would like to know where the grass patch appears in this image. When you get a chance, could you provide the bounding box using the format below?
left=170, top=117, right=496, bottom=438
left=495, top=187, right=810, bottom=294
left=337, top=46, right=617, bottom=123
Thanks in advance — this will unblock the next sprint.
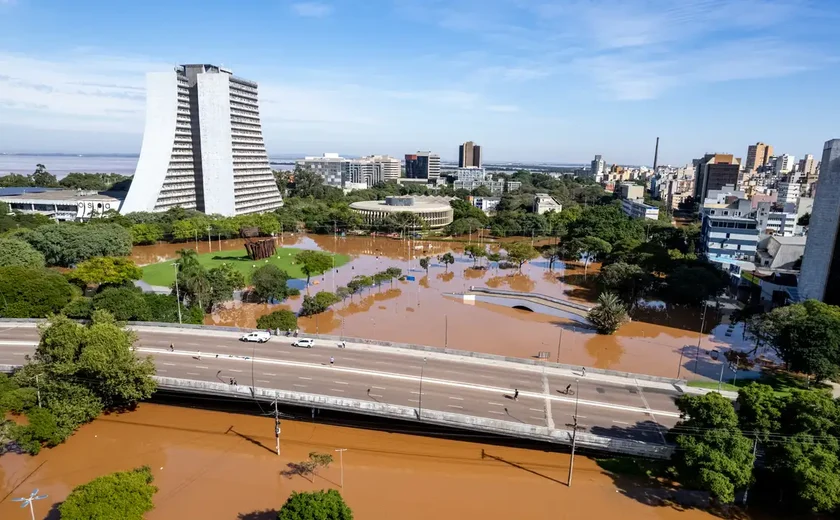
left=595, top=457, right=668, bottom=479
left=687, top=369, right=828, bottom=397
left=141, top=247, right=350, bottom=287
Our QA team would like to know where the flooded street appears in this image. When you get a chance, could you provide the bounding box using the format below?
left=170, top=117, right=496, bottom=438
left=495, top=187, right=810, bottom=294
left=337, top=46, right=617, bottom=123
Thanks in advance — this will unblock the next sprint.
left=0, top=403, right=757, bottom=520
left=134, top=235, right=747, bottom=380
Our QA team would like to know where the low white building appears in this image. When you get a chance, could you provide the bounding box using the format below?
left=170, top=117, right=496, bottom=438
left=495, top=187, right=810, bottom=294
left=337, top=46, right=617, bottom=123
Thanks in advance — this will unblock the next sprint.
left=470, top=196, right=501, bottom=214
left=621, top=198, right=659, bottom=220
left=533, top=193, right=562, bottom=215
left=0, top=188, right=123, bottom=221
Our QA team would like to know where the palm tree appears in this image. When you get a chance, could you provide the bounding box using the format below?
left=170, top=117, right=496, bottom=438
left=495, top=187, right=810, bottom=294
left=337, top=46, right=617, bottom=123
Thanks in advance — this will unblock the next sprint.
left=588, top=292, right=629, bottom=335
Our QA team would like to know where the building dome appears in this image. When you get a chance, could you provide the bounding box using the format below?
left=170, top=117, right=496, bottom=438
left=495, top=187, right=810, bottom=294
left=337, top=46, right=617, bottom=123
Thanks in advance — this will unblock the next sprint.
left=349, top=196, right=454, bottom=229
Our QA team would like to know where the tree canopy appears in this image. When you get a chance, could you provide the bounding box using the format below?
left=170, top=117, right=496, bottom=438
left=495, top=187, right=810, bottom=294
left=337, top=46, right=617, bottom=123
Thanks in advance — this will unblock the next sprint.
left=295, top=250, right=334, bottom=286
left=59, top=466, right=157, bottom=520
left=587, top=292, right=629, bottom=335
left=69, top=256, right=142, bottom=287
left=0, top=266, right=76, bottom=318
left=251, top=264, right=294, bottom=303
left=257, top=309, right=298, bottom=331
left=277, top=490, right=353, bottom=520
left=0, top=237, right=45, bottom=268
left=23, top=223, right=132, bottom=267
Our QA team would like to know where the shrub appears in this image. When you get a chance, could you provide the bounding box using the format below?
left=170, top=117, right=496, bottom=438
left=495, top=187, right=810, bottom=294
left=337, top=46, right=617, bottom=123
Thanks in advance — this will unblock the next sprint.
left=257, top=309, right=298, bottom=331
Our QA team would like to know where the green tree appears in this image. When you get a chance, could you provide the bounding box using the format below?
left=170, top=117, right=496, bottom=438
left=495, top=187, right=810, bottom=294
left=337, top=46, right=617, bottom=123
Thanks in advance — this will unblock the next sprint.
left=277, top=490, right=353, bottom=520
left=504, top=242, right=539, bottom=271
left=300, top=291, right=341, bottom=316
left=206, top=262, right=246, bottom=310
left=419, top=256, right=430, bottom=273
left=295, top=250, right=334, bottom=286
left=62, top=297, right=94, bottom=319
left=346, top=275, right=373, bottom=296
left=736, top=383, right=783, bottom=441
left=447, top=217, right=484, bottom=236
left=0, top=266, right=76, bottom=318
left=449, top=199, right=489, bottom=224
left=383, top=266, right=402, bottom=285
left=130, top=223, right=164, bottom=245
left=10, top=407, right=62, bottom=454
left=587, top=292, right=629, bottom=335
left=290, top=166, right=327, bottom=198
left=664, top=265, right=727, bottom=306
left=251, top=264, right=292, bottom=303
left=92, top=287, right=150, bottom=321
left=437, top=252, right=455, bottom=272
left=59, top=466, right=158, bottom=520
left=597, top=262, right=649, bottom=306
left=758, top=300, right=840, bottom=381
left=0, top=238, right=45, bottom=268
left=0, top=172, right=32, bottom=187
left=30, top=164, right=59, bottom=187
left=464, top=244, right=487, bottom=267
left=142, top=293, right=203, bottom=324
left=257, top=309, right=298, bottom=331
left=70, top=256, right=143, bottom=287
left=24, top=223, right=132, bottom=267
left=672, top=392, right=754, bottom=504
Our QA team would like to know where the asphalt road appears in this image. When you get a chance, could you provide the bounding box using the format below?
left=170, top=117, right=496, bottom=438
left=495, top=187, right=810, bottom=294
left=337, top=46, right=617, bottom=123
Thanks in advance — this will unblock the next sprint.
left=0, top=323, right=680, bottom=443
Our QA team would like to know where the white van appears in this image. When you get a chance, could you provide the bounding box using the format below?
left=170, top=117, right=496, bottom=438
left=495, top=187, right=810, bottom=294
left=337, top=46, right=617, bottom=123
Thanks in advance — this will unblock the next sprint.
left=293, top=338, right=314, bottom=348
left=240, top=331, right=271, bottom=343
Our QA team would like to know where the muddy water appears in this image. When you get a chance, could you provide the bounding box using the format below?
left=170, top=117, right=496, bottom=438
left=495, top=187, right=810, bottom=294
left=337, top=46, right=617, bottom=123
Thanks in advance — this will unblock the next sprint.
left=134, top=235, right=742, bottom=380
left=0, top=404, right=757, bottom=520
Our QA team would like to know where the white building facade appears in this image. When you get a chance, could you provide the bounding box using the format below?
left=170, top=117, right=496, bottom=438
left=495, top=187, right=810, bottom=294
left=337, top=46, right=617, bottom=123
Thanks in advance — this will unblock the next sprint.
left=121, top=64, right=282, bottom=216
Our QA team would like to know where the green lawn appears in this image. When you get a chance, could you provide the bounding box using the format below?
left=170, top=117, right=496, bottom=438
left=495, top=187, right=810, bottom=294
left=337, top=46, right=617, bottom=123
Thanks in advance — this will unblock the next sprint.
left=687, top=370, right=829, bottom=396
left=141, top=247, right=350, bottom=287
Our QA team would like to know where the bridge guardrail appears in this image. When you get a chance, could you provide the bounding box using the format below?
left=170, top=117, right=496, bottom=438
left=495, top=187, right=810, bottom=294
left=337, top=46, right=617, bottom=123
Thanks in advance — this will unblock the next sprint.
left=468, top=286, right=594, bottom=312
left=0, top=318, right=685, bottom=385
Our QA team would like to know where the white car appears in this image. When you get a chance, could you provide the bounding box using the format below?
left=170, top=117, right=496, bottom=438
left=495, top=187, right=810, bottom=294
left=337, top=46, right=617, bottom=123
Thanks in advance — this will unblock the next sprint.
left=240, top=331, right=271, bottom=343
left=293, top=338, right=314, bottom=348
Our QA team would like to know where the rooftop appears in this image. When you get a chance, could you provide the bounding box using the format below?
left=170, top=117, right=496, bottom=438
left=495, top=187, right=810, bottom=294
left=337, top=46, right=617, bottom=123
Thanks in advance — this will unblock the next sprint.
left=0, top=188, right=124, bottom=203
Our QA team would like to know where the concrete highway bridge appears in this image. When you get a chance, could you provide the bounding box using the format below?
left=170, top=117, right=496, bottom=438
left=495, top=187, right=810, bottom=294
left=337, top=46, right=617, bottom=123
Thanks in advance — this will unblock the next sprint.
left=0, top=320, right=683, bottom=459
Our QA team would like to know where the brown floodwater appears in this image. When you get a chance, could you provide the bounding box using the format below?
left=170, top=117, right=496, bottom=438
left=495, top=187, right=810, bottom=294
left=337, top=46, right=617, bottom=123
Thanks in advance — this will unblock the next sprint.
left=134, top=235, right=742, bottom=380
left=0, top=403, right=761, bottom=520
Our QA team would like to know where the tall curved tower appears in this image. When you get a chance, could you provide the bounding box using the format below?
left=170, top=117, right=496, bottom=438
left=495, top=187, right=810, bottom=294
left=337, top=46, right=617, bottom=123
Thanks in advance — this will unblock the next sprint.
left=121, top=64, right=282, bottom=216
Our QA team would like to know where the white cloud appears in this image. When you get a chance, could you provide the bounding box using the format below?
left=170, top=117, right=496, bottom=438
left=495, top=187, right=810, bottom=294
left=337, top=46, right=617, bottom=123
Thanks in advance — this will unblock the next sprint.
left=291, top=2, right=333, bottom=17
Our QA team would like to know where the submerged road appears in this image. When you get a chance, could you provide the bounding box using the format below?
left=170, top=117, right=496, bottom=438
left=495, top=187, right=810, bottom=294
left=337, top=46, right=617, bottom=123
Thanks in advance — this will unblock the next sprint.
left=0, top=323, right=681, bottom=444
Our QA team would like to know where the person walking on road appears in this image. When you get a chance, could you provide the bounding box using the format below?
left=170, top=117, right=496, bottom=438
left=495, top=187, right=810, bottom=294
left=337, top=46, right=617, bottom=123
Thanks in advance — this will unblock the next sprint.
left=169, top=343, right=174, bottom=352
left=513, top=389, right=519, bottom=401
left=330, top=356, right=335, bottom=366
left=197, top=350, right=201, bottom=361
left=581, top=367, right=586, bottom=377
left=565, top=384, right=572, bottom=395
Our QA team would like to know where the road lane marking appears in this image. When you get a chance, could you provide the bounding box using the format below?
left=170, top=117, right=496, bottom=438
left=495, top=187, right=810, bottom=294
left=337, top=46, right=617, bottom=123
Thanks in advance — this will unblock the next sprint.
left=410, top=391, right=420, bottom=394
left=0, top=341, right=37, bottom=346
left=263, top=373, right=277, bottom=376
left=187, top=372, right=200, bottom=376
left=371, top=386, right=386, bottom=390
left=137, top=347, right=681, bottom=418
left=299, top=377, right=312, bottom=380
left=369, top=393, right=383, bottom=398
left=333, top=381, right=349, bottom=385
left=330, top=388, right=346, bottom=393
left=529, top=408, right=543, bottom=412
left=488, top=410, right=505, bottom=415
left=196, top=366, right=209, bottom=369
left=158, top=369, right=167, bottom=373
left=293, top=384, right=307, bottom=388
left=542, top=371, right=555, bottom=429
left=613, top=420, right=630, bottom=425
left=12, top=352, right=27, bottom=356
left=636, top=380, right=668, bottom=444
left=488, top=402, right=505, bottom=406
left=163, top=363, right=175, bottom=366
left=229, top=369, right=243, bottom=373
left=449, top=396, right=464, bottom=400
left=530, top=416, right=544, bottom=421
left=257, top=380, right=270, bottom=383
left=447, top=405, right=463, bottom=409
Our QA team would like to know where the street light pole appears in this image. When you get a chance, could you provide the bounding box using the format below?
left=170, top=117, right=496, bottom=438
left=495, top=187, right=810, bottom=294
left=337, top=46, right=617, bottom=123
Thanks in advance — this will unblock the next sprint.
left=418, top=357, right=426, bottom=419
left=206, top=226, right=212, bottom=252
left=12, top=489, right=47, bottom=520
left=335, top=448, right=347, bottom=488
left=693, top=301, right=709, bottom=376
left=274, top=396, right=281, bottom=456
left=173, top=262, right=182, bottom=324
left=444, top=314, right=449, bottom=349
left=556, top=328, right=564, bottom=363
left=567, top=378, right=581, bottom=487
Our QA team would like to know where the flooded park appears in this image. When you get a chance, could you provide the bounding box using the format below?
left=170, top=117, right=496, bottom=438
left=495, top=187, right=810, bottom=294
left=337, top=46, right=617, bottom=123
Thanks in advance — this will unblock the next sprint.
left=130, top=233, right=749, bottom=382
left=0, top=403, right=767, bottom=520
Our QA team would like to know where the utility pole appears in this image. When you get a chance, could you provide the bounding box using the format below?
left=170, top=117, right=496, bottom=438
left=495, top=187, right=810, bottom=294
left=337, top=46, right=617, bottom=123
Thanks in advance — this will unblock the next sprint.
left=273, top=396, right=281, bottom=456
left=418, top=357, right=427, bottom=419
left=556, top=328, right=564, bottom=363
left=173, top=262, right=182, bottom=324
left=334, top=448, right=347, bottom=488
left=567, top=378, right=581, bottom=487
left=206, top=226, right=212, bottom=252
left=444, top=314, right=449, bottom=349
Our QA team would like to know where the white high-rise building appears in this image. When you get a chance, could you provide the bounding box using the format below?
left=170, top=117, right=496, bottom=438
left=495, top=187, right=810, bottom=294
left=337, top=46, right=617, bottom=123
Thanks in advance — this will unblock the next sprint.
left=121, top=64, right=283, bottom=216
left=296, top=153, right=349, bottom=188
left=774, top=154, right=796, bottom=174
left=366, top=155, right=400, bottom=181
left=777, top=181, right=800, bottom=205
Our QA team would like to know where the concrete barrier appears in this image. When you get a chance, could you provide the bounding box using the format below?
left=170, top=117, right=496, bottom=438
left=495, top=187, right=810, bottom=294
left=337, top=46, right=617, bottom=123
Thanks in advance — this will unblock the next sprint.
left=0, top=318, right=686, bottom=385
left=467, top=287, right=594, bottom=312
left=154, top=376, right=674, bottom=459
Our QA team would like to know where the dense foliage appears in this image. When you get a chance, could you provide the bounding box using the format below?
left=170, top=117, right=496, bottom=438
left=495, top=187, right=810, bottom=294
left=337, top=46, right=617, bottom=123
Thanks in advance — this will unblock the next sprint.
left=172, top=249, right=246, bottom=312
left=0, top=237, right=45, bottom=268
left=59, top=466, right=157, bottom=520
left=277, top=490, right=353, bottom=520
left=295, top=250, right=334, bottom=285
left=256, top=309, right=298, bottom=331
left=0, top=165, right=130, bottom=191
left=251, top=264, right=295, bottom=303
left=300, top=291, right=341, bottom=317
left=23, top=223, right=132, bottom=267
left=0, top=266, right=76, bottom=317
left=68, top=256, right=143, bottom=287
left=0, top=312, right=156, bottom=454
left=587, top=292, right=629, bottom=335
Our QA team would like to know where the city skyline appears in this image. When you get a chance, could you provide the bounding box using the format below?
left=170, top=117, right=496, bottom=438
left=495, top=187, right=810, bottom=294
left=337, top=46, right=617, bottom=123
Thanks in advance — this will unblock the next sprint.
left=0, top=0, right=838, bottom=164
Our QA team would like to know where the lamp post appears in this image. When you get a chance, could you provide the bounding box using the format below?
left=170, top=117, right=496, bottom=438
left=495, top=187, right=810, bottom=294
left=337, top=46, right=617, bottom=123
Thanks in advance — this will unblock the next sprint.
left=173, top=262, right=182, bottom=324
left=335, top=448, right=347, bottom=488
left=206, top=226, right=212, bottom=252
left=567, top=378, right=581, bottom=487
left=692, top=300, right=709, bottom=376
left=418, top=357, right=427, bottom=419
left=12, top=489, right=48, bottom=520
left=444, top=314, right=449, bottom=349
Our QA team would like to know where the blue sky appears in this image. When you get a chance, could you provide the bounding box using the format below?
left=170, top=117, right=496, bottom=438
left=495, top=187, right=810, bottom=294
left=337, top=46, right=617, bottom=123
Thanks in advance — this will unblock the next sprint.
left=0, top=0, right=838, bottom=164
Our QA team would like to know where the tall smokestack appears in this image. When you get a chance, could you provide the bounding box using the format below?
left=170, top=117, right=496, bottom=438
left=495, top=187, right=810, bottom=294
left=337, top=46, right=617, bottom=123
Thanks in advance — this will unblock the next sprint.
left=653, top=137, right=660, bottom=172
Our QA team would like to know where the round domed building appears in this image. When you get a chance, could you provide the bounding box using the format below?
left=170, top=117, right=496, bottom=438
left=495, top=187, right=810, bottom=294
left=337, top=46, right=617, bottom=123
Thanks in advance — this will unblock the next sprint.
left=349, top=196, right=454, bottom=229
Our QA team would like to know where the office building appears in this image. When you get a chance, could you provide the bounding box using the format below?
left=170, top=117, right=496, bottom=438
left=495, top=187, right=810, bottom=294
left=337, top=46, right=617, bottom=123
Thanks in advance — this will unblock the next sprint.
left=590, top=155, right=606, bottom=179
left=621, top=199, right=660, bottom=220
left=0, top=187, right=123, bottom=222
left=296, top=153, right=348, bottom=188
left=121, top=64, right=282, bottom=216
left=746, top=142, right=773, bottom=172
left=798, top=139, right=840, bottom=303
left=618, top=183, right=644, bottom=201
left=347, top=158, right=381, bottom=186
left=799, top=154, right=817, bottom=177
left=404, top=151, right=441, bottom=180
left=458, top=141, right=482, bottom=168
left=700, top=189, right=759, bottom=270
left=694, top=154, right=741, bottom=202
left=777, top=181, right=800, bottom=205
left=774, top=154, right=796, bottom=174
left=755, top=202, right=797, bottom=237
left=369, top=155, right=400, bottom=182
left=470, top=196, right=501, bottom=214
left=454, top=167, right=487, bottom=182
